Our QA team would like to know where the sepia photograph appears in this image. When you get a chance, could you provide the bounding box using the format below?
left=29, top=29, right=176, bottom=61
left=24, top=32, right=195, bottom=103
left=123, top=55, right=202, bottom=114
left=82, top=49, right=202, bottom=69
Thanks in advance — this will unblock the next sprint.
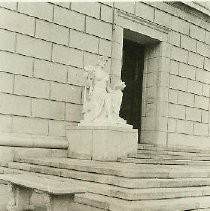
left=0, top=0, right=210, bottom=210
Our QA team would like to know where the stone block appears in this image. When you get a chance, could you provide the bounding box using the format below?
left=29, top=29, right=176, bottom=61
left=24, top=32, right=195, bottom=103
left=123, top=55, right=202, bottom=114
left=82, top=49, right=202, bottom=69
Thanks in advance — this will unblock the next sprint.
left=188, top=52, right=204, bottom=68
left=111, top=58, right=122, bottom=76
left=168, top=118, right=176, bottom=132
left=169, top=31, right=180, bottom=47
left=111, top=42, right=123, bottom=60
left=204, top=58, right=210, bottom=71
left=65, top=103, right=82, bottom=122
left=0, top=2, right=17, bottom=10
left=146, top=72, right=158, bottom=87
left=0, top=7, right=35, bottom=36
left=86, top=17, right=112, bottom=40
left=52, top=44, right=83, bottom=68
left=71, top=2, right=100, bottom=19
left=196, top=70, right=210, bottom=84
left=170, top=60, right=179, bottom=75
left=196, top=41, right=209, bottom=57
left=141, top=117, right=156, bottom=131
left=204, top=57, right=210, bottom=72
left=0, top=93, right=31, bottom=116
left=16, top=34, right=52, bottom=60
left=14, top=75, right=50, bottom=99
left=194, top=123, right=208, bottom=136
left=201, top=110, right=208, bottom=124
left=32, top=99, right=65, bottom=120
left=12, top=116, right=48, bottom=135
left=159, top=57, right=170, bottom=72
left=168, top=103, right=185, bottom=120
left=145, top=44, right=160, bottom=59
left=115, top=2, right=135, bottom=13
left=179, top=63, right=196, bottom=80
left=156, top=101, right=168, bottom=117
left=34, top=60, right=67, bottom=83
left=203, top=84, right=210, bottom=97
left=112, top=25, right=123, bottom=44
left=69, top=30, right=99, bottom=53
left=187, top=80, right=202, bottom=95
left=49, top=120, right=65, bottom=137
left=135, top=2, right=154, bottom=21
left=190, top=24, right=205, bottom=42
left=194, top=95, right=209, bottom=110
left=145, top=57, right=159, bottom=73
left=181, top=35, right=196, bottom=52
left=186, top=107, right=201, bottom=122
left=0, top=114, right=12, bottom=133
left=177, top=119, right=193, bottom=135
left=140, top=131, right=167, bottom=146
left=169, top=89, right=178, bottom=104
left=177, top=91, right=194, bottom=107
left=0, top=29, right=16, bottom=52
left=145, top=102, right=156, bottom=117
left=50, top=82, right=82, bottom=104
left=101, top=4, right=113, bottom=23
left=83, top=52, right=100, bottom=67
left=0, top=72, right=14, bottom=93
left=54, top=6, right=85, bottom=31
left=66, top=126, right=138, bottom=161
left=36, top=19, right=69, bottom=45
left=171, top=16, right=189, bottom=35
left=169, top=75, right=187, bottom=91
left=171, top=46, right=188, bottom=63
left=158, top=71, right=169, bottom=87
left=99, top=39, right=112, bottom=57
left=18, top=2, right=53, bottom=21
left=0, top=51, right=33, bottom=76
left=205, top=31, right=210, bottom=45
left=67, top=67, right=86, bottom=86
left=154, top=9, right=171, bottom=27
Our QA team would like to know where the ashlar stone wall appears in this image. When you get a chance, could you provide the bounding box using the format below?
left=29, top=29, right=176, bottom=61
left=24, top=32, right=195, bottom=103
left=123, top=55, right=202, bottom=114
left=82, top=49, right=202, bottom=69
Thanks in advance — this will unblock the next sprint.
left=0, top=2, right=113, bottom=137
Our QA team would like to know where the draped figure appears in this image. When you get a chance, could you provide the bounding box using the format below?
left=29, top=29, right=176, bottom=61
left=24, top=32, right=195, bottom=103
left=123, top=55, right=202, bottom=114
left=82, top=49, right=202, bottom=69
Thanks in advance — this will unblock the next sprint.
left=79, top=56, right=130, bottom=128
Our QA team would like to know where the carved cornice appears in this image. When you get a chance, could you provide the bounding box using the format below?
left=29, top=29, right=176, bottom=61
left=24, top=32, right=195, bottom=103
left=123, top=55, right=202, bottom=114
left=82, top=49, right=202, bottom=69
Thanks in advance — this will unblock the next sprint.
left=117, top=10, right=171, bottom=34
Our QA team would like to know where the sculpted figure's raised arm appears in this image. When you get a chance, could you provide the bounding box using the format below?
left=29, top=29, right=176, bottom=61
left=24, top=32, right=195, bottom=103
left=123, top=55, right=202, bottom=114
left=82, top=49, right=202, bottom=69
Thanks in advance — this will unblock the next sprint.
left=79, top=56, right=131, bottom=128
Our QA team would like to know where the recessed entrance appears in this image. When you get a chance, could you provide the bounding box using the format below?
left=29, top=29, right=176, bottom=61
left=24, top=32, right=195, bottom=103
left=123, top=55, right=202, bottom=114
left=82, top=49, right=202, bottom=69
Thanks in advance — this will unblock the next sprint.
left=120, top=39, right=145, bottom=140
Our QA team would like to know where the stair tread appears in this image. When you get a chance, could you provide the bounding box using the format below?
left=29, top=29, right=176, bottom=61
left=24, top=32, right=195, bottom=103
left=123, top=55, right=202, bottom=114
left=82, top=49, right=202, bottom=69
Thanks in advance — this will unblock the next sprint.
left=75, top=192, right=210, bottom=211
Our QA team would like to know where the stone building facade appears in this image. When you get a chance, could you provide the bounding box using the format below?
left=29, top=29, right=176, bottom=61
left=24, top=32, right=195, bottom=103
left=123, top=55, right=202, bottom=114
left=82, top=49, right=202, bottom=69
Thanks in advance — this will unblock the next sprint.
left=0, top=1, right=210, bottom=153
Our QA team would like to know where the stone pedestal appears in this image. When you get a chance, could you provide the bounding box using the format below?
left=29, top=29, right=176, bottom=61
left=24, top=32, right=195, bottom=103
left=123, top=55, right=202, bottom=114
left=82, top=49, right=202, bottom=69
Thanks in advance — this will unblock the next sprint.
left=66, top=126, right=138, bottom=161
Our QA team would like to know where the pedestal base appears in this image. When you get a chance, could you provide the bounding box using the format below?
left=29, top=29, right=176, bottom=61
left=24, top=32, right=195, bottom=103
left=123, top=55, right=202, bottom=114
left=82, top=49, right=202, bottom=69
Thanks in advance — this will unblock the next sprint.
left=66, top=126, right=138, bottom=161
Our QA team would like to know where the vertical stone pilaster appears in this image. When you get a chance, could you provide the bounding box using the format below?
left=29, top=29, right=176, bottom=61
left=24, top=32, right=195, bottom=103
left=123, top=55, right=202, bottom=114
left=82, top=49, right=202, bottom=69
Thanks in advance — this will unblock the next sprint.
left=140, top=41, right=171, bottom=146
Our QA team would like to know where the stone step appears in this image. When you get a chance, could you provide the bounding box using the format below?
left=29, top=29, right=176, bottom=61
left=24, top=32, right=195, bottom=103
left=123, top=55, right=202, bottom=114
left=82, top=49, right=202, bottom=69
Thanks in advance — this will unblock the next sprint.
left=119, top=157, right=193, bottom=165
left=15, top=157, right=210, bottom=178
left=6, top=157, right=210, bottom=179
left=3, top=169, right=210, bottom=202
left=7, top=162, right=210, bottom=190
left=138, top=149, right=210, bottom=158
left=136, top=151, right=210, bottom=161
left=138, top=144, right=210, bottom=154
left=133, top=153, right=197, bottom=160
left=75, top=193, right=210, bottom=211
left=121, top=157, right=210, bottom=166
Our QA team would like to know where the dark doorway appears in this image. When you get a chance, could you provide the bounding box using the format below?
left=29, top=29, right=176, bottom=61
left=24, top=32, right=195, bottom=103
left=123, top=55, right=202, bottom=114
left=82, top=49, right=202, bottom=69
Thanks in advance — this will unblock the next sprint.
left=120, top=39, right=144, bottom=141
